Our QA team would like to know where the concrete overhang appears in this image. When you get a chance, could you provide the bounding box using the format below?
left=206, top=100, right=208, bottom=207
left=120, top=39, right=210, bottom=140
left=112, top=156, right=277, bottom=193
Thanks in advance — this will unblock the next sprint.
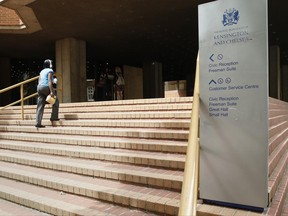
left=0, top=0, right=287, bottom=65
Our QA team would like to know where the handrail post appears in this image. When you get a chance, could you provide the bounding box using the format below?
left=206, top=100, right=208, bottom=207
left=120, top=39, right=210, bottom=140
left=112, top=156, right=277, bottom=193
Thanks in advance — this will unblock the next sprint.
left=20, top=84, right=24, bottom=120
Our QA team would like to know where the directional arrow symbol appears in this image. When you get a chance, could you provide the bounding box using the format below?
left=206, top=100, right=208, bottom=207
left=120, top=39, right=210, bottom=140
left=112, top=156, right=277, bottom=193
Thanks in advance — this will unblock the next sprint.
left=209, top=80, right=217, bottom=85
left=209, top=54, right=214, bottom=62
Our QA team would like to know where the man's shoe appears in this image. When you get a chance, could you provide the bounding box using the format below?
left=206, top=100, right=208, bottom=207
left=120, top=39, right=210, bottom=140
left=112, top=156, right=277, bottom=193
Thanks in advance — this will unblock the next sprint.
left=35, top=125, right=45, bottom=128
left=50, top=118, right=60, bottom=121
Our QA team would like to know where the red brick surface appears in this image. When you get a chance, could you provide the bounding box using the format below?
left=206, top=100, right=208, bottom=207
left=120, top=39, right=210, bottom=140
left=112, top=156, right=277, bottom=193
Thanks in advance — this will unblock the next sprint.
left=0, top=6, right=21, bottom=26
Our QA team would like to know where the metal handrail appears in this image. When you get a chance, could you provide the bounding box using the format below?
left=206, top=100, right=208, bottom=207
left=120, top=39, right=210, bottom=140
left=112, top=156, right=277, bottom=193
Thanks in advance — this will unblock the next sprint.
left=0, top=75, right=39, bottom=120
left=178, top=53, right=200, bottom=216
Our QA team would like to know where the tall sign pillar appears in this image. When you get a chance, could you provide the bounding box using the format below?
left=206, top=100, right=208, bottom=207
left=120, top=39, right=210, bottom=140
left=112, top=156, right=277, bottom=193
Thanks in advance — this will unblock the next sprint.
left=199, top=0, right=269, bottom=209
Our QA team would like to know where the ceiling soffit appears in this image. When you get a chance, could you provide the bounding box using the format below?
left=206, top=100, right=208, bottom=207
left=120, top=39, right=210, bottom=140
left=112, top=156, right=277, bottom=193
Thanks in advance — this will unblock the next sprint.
left=0, top=0, right=41, bottom=33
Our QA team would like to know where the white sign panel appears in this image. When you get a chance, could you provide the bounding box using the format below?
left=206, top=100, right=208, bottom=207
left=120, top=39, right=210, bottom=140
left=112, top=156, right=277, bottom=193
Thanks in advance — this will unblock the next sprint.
left=199, top=0, right=268, bottom=208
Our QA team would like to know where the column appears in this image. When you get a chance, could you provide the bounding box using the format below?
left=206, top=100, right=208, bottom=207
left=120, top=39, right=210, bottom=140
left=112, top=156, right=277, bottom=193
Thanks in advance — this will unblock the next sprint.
left=0, top=58, right=11, bottom=106
left=55, top=38, right=86, bottom=103
left=269, top=45, right=281, bottom=99
left=143, top=62, right=164, bottom=98
left=282, top=65, right=288, bottom=102
left=123, top=65, right=143, bottom=99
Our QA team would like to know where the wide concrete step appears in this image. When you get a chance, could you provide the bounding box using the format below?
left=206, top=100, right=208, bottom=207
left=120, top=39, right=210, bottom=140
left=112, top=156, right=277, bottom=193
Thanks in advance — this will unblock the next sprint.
left=0, top=119, right=191, bottom=129
left=269, top=98, right=288, bottom=107
left=269, top=98, right=288, bottom=108
left=269, top=109, right=288, bottom=118
left=268, top=148, right=288, bottom=202
left=0, top=110, right=192, bottom=120
left=0, top=96, right=287, bottom=216
left=0, top=162, right=180, bottom=215
left=0, top=140, right=186, bottom=171
left=0, top=125, right=189, bottom=140
left=1, top=102, right=193, bottom=114
left=0, top=150, right=183, bottom=190
left=267, top=166, right=288, bottom=216
left=0, top=132, right=187, bottom=153
left=269, top=121, right=288, bottom=139
left=269, top=115, right=288, bottom=127
left=269, top=127, right=288, bottom=155
left=281, top=192, right=288, bottom=215
left=0, top=97, right=193, bottom=117
left=0, top=198, right=52, bottom=216
left=0, top=176, right=158, bottom=216
left=269, top=137, right=288, bottom=176
left=2, top=97, right=193, bottom=110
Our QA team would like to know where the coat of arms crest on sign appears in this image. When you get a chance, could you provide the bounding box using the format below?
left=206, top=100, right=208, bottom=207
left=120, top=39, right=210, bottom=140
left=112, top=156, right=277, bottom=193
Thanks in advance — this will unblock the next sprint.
left=222, top=8, right=239, bottom=26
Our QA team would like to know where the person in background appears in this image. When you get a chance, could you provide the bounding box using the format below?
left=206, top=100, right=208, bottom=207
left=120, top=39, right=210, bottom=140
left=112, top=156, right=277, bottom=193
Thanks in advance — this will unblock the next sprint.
left=35, top=59, right=59, bottom=128
left=114, top=66, right=125, bottom=100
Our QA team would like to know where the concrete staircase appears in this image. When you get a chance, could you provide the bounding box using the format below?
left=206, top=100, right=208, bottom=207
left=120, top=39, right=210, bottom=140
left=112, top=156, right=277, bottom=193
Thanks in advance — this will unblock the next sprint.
left=0, top=97, right=287, bottom=216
